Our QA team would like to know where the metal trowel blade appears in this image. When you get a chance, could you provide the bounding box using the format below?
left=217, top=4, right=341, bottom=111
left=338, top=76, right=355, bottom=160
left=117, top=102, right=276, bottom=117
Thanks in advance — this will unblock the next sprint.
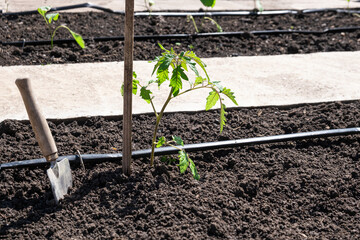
left=46, top=158, right=73, bottom=204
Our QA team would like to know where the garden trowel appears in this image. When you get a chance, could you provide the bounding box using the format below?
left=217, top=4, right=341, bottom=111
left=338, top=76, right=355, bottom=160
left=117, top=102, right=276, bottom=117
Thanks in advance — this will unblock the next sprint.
left=15, top=78, right=73, bottom=204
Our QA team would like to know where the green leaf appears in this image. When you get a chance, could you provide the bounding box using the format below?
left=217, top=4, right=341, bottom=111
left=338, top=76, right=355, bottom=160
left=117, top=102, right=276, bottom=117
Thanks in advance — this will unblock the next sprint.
left=156, top=136, right=166, bottom=148
left=38, top=6, right=51, bottom=17
left=211, top=81, right=224, bottom=91
left=189, top=159, right=200, bottom=180
left=200, top=0, right=216, bottom=7
left=186, top=60, right=199, bottom=77
left=120, top=84, right=124, bottom=96
left=179, top=68, right=188, bottom=81
left=149, top=0, right=155, bottom=6
left=185, top=52, right=210, bottom=80
left=133, top=71, right=137, bottom=79
left=178, top=150, right=189, bottom=174
left=172, top=136, right=184, bottom=146
left=140, top=86, right=152, bottom=103
left=156, top=68, right=169, bottom=87
left=132, top=79, right=139, bottom=95
left=46, top=13, right=59, bottom=23
left=181, top=60, right=188, bottom=72
left=158, top=54, right=175, bottom=72
left=206, top=90, right=219, bottom=111
left=195, top=76, right=206, bottom=86
left=158, top=43, right=169, bottom=52
left=170, top=66, right=182, bottom=97
left=69, top=30, right=85, bottom=49
left=220, top=103, right=227, bottom=132
left=221, top=87, right=238, bottom=105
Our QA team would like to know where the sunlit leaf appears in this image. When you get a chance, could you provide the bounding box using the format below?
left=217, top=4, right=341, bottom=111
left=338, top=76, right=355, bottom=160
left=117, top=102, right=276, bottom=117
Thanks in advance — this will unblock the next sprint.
left=46, top=13, right=59, bottom=23
left=140, top=86, right=152, bottom=103
left=38, top=6, right=51, bottom=17
left=69, top=30, right=85, bottom=49
left=189, top=159, right=200, bottom=180
left=205, top=90, right=219, bottom=110
left=178, top=151, right=189, bottom=174
left=156, top=136, right=166, bottom=148
left=221, top=88, right=238, bottom=105
left=170, top=66, right=182, bottom=96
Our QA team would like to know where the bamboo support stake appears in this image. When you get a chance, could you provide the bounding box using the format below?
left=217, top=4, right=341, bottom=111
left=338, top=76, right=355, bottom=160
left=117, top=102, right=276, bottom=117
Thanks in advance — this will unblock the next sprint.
left=123, top=0, right=134, bottom=175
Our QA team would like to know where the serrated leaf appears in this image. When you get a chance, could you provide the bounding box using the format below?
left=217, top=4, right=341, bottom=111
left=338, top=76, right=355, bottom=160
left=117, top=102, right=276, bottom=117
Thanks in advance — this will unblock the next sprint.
left=172, top=136, right=184, bottom=146
left=220, top=103, right=227, bottom=133
left=133, top=71, right=137, bottom=79
left=140, top=86, right=152, bottom=103
left=195, top=76, right=206, bottom=86
left=189, top=159, right=200, bottom=180
left=46, top=13, right=59, bottom=23
left=200, top=0, right=216, bottom=7
left=170, top=66, right=182, bottom=97
left=221, top=88, right=238, bottom=105
left=156, top=68, right=169, bottom=87
left=38, top=6, right=51, bottom=17
left=156, top=136, right=166, bottom=148
left=69, top=30, right=85, bottom=49
left=158, top=54, right=174, bottom=71
left=206, top=90, right=219, bottom=111
left=178, top=151, right=189, bottom=174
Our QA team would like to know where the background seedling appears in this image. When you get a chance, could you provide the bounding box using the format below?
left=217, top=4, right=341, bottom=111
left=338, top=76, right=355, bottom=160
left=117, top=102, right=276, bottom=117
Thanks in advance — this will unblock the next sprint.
left=254, top=0, right=264, bottom=12
left=37, top=6, right=85, bottom=49
left=187, top=0, right=223, bottom=33
left=144, top=0, right=155, bottom=13
left=122, top=44, right=238, bottom=179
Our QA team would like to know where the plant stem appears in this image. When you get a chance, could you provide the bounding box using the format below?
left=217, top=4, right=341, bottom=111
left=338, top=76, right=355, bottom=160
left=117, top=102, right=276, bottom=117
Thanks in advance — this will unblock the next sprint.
left=188, top=15, right=199, bottom=33
left=150, top=88, right=174, bottom=166
left=51, top=25, right=71, bottom=49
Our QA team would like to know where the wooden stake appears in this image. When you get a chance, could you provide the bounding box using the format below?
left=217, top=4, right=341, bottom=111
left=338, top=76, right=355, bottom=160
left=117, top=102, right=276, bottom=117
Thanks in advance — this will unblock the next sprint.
left=123, top=0, right=134, bottom=175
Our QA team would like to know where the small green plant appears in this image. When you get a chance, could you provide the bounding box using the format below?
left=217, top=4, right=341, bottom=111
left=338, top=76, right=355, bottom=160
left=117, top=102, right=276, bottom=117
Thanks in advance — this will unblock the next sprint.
left=187, top=0, right=223, bottom=33
left=37, top=6, right=85, bottom=49
left=122, top=44, right=238, bottom=179
left=144, top=0, right=155, bottom=13
left=254, top=0, right=264, bottom=12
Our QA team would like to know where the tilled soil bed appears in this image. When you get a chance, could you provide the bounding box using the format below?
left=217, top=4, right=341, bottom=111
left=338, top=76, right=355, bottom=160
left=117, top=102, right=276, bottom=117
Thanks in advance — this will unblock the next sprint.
left=1, top=10, right=360, bottom=65
left=1, top=100, right=360, bottom=239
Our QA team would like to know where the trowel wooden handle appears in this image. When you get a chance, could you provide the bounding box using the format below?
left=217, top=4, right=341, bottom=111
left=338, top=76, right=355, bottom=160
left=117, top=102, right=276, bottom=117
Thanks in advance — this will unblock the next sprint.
left=15, top=78, right=58, bottom=162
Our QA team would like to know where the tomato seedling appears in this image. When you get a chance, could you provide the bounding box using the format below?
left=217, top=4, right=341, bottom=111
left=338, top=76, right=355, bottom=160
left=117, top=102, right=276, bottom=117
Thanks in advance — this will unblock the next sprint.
left=37, top=6, right=85, bottom=49
left=122, top=44, right=238, bottom=179
left=188, top=0, right=223, bottom=33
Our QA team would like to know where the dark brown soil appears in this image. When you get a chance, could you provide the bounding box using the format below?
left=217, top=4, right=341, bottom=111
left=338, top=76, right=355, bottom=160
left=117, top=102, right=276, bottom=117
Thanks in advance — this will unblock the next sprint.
left=1, top=11, right=360, bottom=66
left=1, top=100, right=360, bottom=239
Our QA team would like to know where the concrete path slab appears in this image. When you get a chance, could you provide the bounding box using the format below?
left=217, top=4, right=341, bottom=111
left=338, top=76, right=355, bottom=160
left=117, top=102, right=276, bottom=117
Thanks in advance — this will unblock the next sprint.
left=1, top=51, right=359, bottom=122
left=1, top=0, right=360, bottom=13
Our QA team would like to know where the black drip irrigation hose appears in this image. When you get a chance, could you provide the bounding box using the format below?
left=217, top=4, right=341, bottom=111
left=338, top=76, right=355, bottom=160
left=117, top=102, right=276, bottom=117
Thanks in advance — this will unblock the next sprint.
left=1, top=127, right=359, bottom=170
left=2, top=2, right=360, bottom=16
left=3, top=26, right=360, bottom=47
